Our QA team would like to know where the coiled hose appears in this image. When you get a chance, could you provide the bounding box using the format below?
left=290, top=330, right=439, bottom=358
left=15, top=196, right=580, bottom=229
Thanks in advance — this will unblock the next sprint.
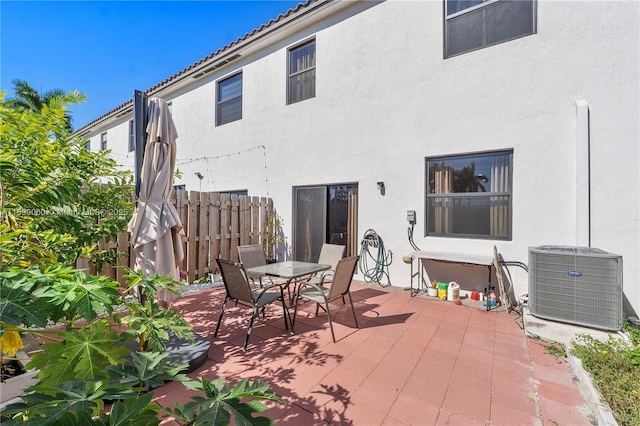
left=359, top=229, right=392, bottom=287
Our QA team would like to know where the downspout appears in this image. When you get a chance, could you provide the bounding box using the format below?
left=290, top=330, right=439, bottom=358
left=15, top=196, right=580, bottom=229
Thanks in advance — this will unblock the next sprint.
left=576, top=99, right=591, bottom=247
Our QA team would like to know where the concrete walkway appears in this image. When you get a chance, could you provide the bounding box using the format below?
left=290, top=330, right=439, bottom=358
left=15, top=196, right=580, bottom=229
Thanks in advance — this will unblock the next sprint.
left=157, top=281, right=598, bottom=425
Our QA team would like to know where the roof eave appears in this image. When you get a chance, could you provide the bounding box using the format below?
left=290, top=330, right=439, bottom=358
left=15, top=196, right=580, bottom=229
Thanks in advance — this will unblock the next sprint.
left=75, top=0, right=346, bottom=138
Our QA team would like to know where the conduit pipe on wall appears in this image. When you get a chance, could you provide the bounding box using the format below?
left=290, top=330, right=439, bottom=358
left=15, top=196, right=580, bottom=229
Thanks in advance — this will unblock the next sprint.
left=576, top=99, right=591, bottom=247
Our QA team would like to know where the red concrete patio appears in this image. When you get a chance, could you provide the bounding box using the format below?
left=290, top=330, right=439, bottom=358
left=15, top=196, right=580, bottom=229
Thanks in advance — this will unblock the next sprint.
left=157, top=281, right=594, bottom=425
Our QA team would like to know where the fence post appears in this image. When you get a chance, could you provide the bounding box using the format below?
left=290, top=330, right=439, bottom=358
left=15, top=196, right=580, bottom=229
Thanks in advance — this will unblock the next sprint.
left=210, top=193, right=221, bottom=262
left=198, top=191, right=209, bottom=278
left=186, top=191, right=199, bottom=283
left=239, top=195, right=250, bottom=246
left=219, top=193, right=231, bottom=261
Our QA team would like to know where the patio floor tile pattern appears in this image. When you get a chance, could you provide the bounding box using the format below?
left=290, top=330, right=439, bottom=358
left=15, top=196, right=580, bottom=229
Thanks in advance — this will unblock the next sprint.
left=158, top=280, right=595, bottom=425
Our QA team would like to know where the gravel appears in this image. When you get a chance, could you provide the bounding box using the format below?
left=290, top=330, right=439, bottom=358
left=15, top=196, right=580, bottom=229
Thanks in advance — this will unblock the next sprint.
left=180, top=278, right=224, bottom=295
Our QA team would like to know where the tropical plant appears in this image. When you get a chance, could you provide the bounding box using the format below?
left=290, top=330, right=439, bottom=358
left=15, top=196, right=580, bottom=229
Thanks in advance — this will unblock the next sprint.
left=0, top=263, right=193, bottom=381
left=162, top=377, right=284, bottom=425
left=0, top=88, right=134, bottom=268
left=120, top=269, right=193, bottom=352
left=0, top=264, right=123, bottom=350
left=6, top=79, right=72, bottom=131
left=2, top=374, right=283, bottom=425
left=0, top=266, right=282, bottom=425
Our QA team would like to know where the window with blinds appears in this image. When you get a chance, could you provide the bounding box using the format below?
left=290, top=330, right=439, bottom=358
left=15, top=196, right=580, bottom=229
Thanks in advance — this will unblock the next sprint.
left=444, top=0, right=536, bottom=58
left=216, top=72, right=243, bottom=126
left=426, top=150, right=513, bottom=239
left=288, top=39, right=316, bottom=104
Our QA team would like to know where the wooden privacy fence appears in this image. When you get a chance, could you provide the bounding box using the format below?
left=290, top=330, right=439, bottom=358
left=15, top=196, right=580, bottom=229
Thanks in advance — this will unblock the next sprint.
left=79, top=191, right=276, bottom=285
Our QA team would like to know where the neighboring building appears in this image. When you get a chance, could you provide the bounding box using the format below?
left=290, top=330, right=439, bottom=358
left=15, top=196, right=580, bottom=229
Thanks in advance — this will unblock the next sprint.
left=76, top=0, right=640, bottom=317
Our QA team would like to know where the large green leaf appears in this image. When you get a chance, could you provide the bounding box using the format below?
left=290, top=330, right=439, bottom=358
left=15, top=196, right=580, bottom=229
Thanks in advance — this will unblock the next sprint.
left=38, top=272, right=122, bottom=323
left=1, top=379, right=106, bottom=424
left=163, top=378, right=284, bottom=426
left=100, top=392, right=160, bottom=426
left=28, top=321, right=132, bottom=387
left=105, top=351, right=189, bottom=393
left=0, top=269, right=51, bottom=328
left=0, top=265, right=122, bottom=330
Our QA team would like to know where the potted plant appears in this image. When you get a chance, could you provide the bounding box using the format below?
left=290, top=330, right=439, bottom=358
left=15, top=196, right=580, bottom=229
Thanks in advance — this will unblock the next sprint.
left=262, top=213, right=286, bottom=263
left=427, top=281, right=438, bottom=297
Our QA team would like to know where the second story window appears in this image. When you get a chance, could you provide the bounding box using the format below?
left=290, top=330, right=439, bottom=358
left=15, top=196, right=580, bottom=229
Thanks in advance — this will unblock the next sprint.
left=100, top=132, right=107, bottom=151
left=444, top=0, right=536, bottom=58
left=128, top=120, right=135, bottom=152
left=216, top=72, right=242, bottom=126
left=288, top=39, right=316, bottom=104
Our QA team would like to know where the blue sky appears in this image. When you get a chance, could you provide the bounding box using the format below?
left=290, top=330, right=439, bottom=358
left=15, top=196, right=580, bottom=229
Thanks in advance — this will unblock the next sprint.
left=1, top=0, right=301, bottom=129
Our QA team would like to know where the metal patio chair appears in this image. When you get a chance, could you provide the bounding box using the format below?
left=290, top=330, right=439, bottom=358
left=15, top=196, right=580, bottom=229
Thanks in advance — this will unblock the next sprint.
left=237, top=244, right=285, bottom=288
left=293, top=256, right=360, bottom=343
left=307, top=243, right=345, bottom=288
left=214, top=258, right=292, bottom=351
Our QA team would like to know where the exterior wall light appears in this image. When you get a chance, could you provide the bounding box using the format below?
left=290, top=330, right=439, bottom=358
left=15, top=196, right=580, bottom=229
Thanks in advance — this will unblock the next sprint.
left=377, top=181, right=385, bottom=196
left=195, top=172, right=204, bottom=192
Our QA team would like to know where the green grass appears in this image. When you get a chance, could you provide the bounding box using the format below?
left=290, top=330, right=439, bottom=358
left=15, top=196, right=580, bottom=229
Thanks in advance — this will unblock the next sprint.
left=545, top=342, right=567, bottom=358
left=570, top=321, right=640, bottom=426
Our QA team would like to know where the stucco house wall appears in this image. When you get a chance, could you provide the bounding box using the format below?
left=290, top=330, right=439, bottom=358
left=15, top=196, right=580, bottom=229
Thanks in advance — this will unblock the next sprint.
left=81, top=0, right=640, bottom=316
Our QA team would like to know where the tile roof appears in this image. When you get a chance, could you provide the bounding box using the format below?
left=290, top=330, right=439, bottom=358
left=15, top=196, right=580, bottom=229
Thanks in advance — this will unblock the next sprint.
left=75, top=0, right=316, bottom=135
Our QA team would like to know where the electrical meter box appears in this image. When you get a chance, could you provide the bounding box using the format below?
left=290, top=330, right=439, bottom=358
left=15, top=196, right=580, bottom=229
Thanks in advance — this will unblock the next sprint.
left=407, top=210, right=416, bottom=224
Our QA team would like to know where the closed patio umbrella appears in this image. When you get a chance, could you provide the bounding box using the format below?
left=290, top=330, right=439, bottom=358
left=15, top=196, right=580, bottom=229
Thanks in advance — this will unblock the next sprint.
left=128, top=97, right=184, bottom=307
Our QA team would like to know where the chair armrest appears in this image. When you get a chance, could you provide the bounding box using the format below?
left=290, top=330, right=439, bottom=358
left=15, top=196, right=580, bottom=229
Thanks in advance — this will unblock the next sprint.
left=317, top=270, right=335, bottom=286
left=296, top=280, right=325, bottom=295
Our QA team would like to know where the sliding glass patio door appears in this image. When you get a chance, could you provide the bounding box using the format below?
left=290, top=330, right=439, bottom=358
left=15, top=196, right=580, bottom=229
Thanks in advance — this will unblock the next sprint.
left=293, top=184, right=358, bottom=262
left=293, top=186, right=326, bottom=262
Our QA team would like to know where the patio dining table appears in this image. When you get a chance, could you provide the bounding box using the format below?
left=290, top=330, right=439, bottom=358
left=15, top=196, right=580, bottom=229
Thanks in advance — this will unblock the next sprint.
left=245, top=261, right=331, bottom=305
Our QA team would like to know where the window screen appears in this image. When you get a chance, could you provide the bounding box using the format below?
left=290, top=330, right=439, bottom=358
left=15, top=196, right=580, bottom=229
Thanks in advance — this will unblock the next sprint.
left=445, top=0, right=536, bottom=58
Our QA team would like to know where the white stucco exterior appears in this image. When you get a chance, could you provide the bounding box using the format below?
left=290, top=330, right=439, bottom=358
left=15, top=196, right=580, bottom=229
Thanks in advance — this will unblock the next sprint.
left=80, top=0, right=640, bottom=316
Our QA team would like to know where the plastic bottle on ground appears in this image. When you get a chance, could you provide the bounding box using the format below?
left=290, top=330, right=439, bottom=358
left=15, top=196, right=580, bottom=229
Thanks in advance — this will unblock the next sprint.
left=447, top=280, right=460, bottom=302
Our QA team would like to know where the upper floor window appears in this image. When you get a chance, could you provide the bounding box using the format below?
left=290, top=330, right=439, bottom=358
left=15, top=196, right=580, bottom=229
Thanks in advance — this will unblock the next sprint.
left=100, top=132, right=107, bottom=151
left=128, top=120, right=135, bottom=152
left=426, top=150, right=513, bottom=239
left=216, top=72, right=242, bottom=126
left=444, top=0, right=536, bottom=58
left=288, top=39, right=316, bottom=104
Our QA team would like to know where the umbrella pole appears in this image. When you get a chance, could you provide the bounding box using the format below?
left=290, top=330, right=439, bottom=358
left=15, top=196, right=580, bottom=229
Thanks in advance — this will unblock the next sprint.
left=133, top=90, right=148, bottom=305
left=133, top=90, right=148, bottom=200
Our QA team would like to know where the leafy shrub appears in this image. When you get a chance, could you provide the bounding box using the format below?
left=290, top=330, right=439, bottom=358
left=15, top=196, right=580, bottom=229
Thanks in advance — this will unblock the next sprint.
left=0, top=90, right=134, bottom=268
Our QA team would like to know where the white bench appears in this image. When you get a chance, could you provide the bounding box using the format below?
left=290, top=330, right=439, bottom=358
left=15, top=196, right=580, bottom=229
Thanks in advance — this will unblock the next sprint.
left=407, top=250, right=494, bottom=298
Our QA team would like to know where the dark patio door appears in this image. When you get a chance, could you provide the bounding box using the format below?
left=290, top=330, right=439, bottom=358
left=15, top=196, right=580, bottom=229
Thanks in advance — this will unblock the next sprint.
left=293, top=184, right=358, bottom=262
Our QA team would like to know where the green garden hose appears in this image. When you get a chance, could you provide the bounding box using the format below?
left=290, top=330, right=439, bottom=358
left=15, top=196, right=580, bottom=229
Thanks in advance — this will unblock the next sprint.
left=359, top=229, right=392, bottom=287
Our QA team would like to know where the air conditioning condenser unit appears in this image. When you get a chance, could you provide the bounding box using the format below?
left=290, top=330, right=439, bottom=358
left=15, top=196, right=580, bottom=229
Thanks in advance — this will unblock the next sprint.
left=528, top=245, right=623, bottom=331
